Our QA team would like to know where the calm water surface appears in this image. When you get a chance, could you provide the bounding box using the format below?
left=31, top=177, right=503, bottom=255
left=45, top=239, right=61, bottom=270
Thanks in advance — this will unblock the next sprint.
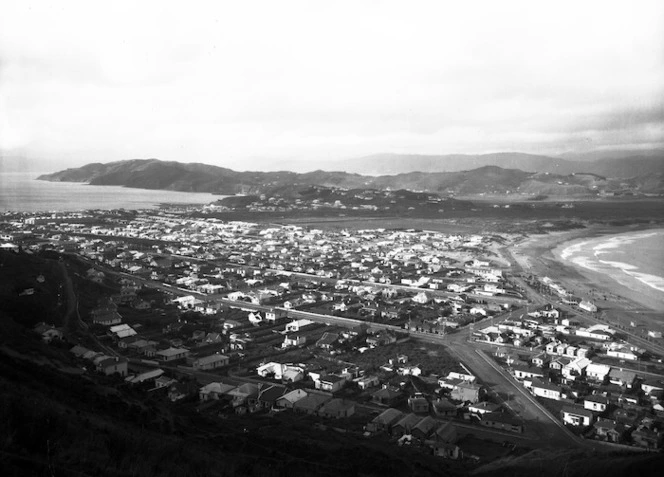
left=0, top=172, right=221, bottom=212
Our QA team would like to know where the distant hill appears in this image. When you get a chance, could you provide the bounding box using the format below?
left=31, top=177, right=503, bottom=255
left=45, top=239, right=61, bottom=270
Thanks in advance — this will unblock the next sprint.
left=332, top=152, right=664, bottom=177
left=559, top=148, right=664, bottom=162
left=335, top=153, right=574, bottom=175
left=38, top=158, right=664, bottom=198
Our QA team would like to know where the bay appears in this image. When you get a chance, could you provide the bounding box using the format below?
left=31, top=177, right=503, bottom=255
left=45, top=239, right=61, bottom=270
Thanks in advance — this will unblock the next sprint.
left=0, top=172, right=222, bottom=212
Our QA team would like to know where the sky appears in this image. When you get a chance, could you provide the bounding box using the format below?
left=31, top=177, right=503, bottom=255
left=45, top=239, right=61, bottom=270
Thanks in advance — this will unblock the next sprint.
left=1, top=0, right=663, bottom=172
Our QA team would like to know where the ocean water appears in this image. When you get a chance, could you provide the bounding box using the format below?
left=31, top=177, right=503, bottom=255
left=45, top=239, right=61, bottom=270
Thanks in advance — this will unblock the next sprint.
left=0, top=172, right=222, bottom=212
left=559, top=229, right=664, bottom=295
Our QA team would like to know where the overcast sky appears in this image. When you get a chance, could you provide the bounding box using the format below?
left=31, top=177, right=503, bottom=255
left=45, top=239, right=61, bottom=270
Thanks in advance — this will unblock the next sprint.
left=1, top=0, right=663, bottom=171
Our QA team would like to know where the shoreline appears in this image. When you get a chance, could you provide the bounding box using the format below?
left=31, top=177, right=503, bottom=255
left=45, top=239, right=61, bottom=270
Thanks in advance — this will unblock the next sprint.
left=513, top=223, right=664, bottom=333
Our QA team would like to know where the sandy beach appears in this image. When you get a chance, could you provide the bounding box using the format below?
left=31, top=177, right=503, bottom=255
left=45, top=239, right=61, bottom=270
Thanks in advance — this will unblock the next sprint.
left=511, top=224, right=664, bottom=334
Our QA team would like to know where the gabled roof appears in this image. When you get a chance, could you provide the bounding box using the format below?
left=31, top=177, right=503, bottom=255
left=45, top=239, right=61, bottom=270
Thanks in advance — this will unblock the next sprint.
left=373, top=387, right=403, bottom=399
left=584, top=394, right=609, bottom=404
left=372, top=408, right=404, bottom=425
left=562, top=405, right=594, bottom=419
left=393, top=413, right=422, bottom=430
left=412, top=416, right=439, bottom=435
left=609, top=368, right=637, bottom=382
left=257, top=384, right=286, bottom=403
left=318, top=398, right=355, bottom=414
left=531, top=379, right=562, bottom=393
left=293, top=393, right=331, bottom=410
left=481, top=411, right=523, bottom=426
left=277, top=389, right=308, bottom=404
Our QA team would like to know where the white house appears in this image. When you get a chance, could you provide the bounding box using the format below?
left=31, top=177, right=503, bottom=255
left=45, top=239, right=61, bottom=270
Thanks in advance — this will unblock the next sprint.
left=285, top=319, right=313, bottom=333
left=586, top=363, right=611, bottom=382
left=530, top=379, right=562, bottom=400
left=578, top=300, right=598, bottom=313
left=584, top=395, right=609, bottom=412
left=562, top=406, right=594, bottom=427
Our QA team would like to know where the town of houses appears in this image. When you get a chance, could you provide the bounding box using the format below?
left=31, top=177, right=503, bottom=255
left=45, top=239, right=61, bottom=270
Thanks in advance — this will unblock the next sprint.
left=2, top=207, right=663, bottom=458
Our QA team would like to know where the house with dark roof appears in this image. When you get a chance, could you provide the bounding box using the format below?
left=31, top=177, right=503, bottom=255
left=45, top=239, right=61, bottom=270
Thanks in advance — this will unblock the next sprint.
left=372, top=386, right=405, bottom=407
left=408, top=394, right=430, bottom=413
left=480, top=412, right=524, bottom=433
left=411, top=416, right=439, bottom=441
left=316, top=332, right=339, bottom=350
left=391, top=413, right=422, bottom=438
left=366, top=408, right=404, bottom=433
left=562, top=405, right=594, bottom=427
left=529, top=379, right=562, bottom=400
left=293, top=393, right=332, bottom=414
left=228, top=383, right=260, bottom=408
left=317, top=398, right=355, bottom=419
left=97, top=357, right=128, bottom=377
left=608, top=368, right=637, bottom=388
left=594, top=418, right=625, bottom=443
left=632, top=424, right=663, bottom=450
left=256, top=384, right=287, bottom=410
left=584, top=395, right=609, bottom=413
left=433, top=420, right=457, bottom=443
left=432, top=398, right=457, bottom=418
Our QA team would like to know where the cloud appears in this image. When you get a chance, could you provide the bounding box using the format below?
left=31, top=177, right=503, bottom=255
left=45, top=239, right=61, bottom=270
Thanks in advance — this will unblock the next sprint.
left=1, top=0, right=663, bottom=170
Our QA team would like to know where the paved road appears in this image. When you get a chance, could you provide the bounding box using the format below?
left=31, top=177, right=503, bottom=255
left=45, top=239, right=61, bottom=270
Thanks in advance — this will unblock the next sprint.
left=442, top=328, right=583, bottom=448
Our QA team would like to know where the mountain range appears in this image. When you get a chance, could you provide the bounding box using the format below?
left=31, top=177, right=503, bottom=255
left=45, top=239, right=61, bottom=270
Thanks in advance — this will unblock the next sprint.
left=329, top=151, right=664, bottom=176
left=37, top=153, right=664, bottom=198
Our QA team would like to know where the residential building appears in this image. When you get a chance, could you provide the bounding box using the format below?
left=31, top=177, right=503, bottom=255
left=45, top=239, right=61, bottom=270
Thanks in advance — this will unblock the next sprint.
left=317, top=398, right=355, bottom=419
left=530, top=379, right=562, bottom=400
left=562, top=406, right=594, bottom=427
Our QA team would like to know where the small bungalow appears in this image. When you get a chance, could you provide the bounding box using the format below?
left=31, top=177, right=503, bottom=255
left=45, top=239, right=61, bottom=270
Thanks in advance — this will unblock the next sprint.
left=584, top=395, right=609, bottom=413
left=608, top=368, right=637, bottom=388
left=468, top=401, right=500, bottom=415
left=293, top=393, right=332, bottom=415
left=355, top=375, right=380, bottom=390
left=480, top=412, right=524, bottom=433
left=530, top=379, right=562, bottom=400
left=391, top=413, right=422, bottom=438
left=192, top=353, right=229, bottom=370
left=561, top=406, right=594, bottom=427
left=199, top=382, right=234, bottom=401
left=586, top=363, right=611, bottom=382
left=97, top=357, right=128, bottom=377
left=366, top=408, right=404, bottom=433
left=593, top=418, right=624, bottom=443
left=408, top=394, right=430, bottom=413
left=450, top=382, right=483, bottom=403
left=317, top=374, right=347, bottom=393
left=256, top=384, right=287, bottom=410
left=228, top=383, right=260, bottom=407
left=155, top=347, right=190, bottom=362
left=512, top=364, right=545, bottom=381
left=275, top=389, right=308, bottom=409
left=317, top=398, right=355, bottom=419
left=372, top=386, right=405, bottom=407
left=411, top=416, right=439, bottom=441
left=432, top=442, right=461, bottom=460
left=432, top=398, right=458, bottom=418
left=316, top=332, right=339, bottom=350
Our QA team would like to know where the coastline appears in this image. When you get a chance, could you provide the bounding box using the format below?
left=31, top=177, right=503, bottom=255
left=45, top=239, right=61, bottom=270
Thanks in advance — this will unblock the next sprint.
left=513, top=223, right=664, bottom=333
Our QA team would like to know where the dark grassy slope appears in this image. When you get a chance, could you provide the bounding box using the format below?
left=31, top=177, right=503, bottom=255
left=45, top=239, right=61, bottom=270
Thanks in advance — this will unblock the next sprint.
left=0, top=249, right=66, bottom=328
left=0, top=346, right=468, bottom=477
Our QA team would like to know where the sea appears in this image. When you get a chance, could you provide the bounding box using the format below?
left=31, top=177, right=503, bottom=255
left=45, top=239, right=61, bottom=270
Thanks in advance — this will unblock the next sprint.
left=0, top=172, right=221, bottom=212
left=558, top=228, right=664, bottom=297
